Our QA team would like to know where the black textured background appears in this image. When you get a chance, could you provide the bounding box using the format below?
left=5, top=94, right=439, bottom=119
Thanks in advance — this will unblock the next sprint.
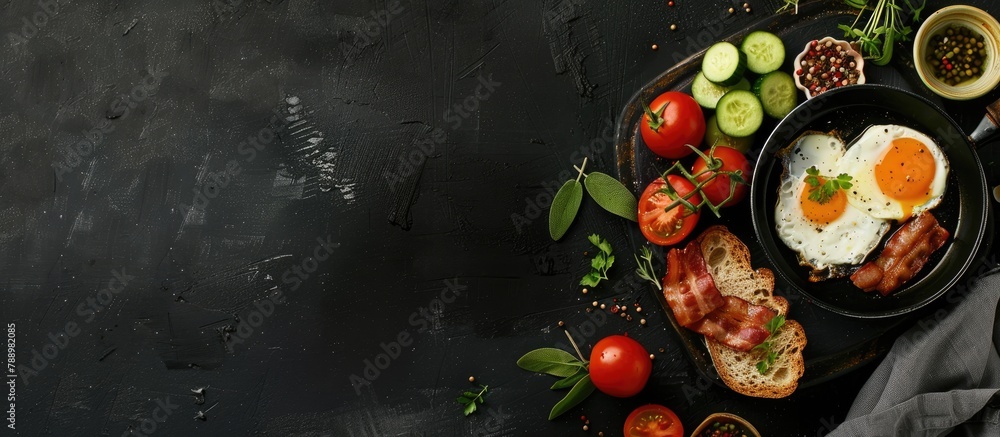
left=1, top=0, right=998, bottom=435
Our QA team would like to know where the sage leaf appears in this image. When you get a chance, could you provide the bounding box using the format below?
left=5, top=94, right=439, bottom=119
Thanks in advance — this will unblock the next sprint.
left=517, top=348, right=585, bottom=377
left=464, top=402, right=477, bottom=416
left=548, top=374, right=595, bottom=420
left=584, top=172, right=638, bottom=222
left=549, top=368, right=587, bottom=390
left=549, top=180, right=583, bottom=241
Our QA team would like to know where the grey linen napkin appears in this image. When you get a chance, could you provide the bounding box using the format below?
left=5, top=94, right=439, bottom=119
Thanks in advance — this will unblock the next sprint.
left=829, top=268, right=1000, bottom=437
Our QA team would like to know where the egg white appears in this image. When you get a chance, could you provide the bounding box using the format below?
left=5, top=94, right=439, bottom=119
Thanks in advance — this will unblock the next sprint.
left=775, top=133, right=891, bottom=274
left=840, top=124, right=949, bottom=221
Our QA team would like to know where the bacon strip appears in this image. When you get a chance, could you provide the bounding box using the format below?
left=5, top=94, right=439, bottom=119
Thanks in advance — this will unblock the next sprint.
left=662, top=241, right=724, bottom=327
left=662, top=241, right=775, bottom=351
left=689, top=297, right=777, bottom=352
left=850, top=212, right=950, bottom=295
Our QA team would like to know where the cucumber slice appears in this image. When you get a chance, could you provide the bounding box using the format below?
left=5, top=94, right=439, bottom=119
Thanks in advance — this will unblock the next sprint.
left=715, top=90, right=764, bottom=138
left=704, top=114, right=754, bottom=153
left=691, top=72, right=750, bottom=110
left=741, top=31, right=786, bottom=74
left=702, top=42, right=747, bottom=86
left=753, top=71, right=798, bottom=119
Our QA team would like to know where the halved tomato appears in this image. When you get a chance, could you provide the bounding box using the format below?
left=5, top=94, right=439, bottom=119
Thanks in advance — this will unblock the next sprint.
left=638, top=175, right=702, bottom=246
left=624, top=404, right=683, bottom=437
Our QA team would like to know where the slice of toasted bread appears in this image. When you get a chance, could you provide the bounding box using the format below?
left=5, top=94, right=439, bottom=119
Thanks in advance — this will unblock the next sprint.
left=696, top=225, right=807, bottom=398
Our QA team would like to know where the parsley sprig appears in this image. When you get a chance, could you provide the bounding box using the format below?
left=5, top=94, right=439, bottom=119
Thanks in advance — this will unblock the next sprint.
left=753, top=314, right=786, bottom=375
left=456, top=384, right=489, bottom=416
left=804, top=166, right=853, bottom=204
left=580, top=234, right=614, bottom=288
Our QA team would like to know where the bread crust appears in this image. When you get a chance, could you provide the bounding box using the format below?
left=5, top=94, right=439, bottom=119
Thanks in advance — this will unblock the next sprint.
left=695, top=225, right=807, bottom=398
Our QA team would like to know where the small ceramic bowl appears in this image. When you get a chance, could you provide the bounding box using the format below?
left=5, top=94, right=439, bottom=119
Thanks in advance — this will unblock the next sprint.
left=913, top=5, right=1000, bottom=100
left=793, top=37, right=866, bottom=100
left=689, top=412, right=761, bottom=437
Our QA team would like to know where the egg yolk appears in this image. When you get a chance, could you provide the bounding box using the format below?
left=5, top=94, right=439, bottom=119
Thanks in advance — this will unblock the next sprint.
left=875, top=137, right=935, bottom=219
left=799, top=177, right=847, bottom=225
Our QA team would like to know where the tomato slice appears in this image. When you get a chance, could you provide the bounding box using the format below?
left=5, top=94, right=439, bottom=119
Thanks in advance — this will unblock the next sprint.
left=638, top=176, right=702, bottom=246
left=624, top=404, right=684, bottom=437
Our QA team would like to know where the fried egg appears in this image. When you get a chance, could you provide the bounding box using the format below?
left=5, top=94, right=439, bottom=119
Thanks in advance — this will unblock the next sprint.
left=775, top=133, right=891, bottom=279
left=840, top=125, right=949, bottom=221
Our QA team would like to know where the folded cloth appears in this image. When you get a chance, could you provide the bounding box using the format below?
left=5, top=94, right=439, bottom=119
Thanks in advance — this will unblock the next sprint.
left=829, top=268, right=1000, bottom=437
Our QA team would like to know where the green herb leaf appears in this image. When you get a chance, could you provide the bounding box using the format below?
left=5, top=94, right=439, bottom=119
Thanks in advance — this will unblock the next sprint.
left=598, top=240, right=612, bottom=256
left=517, top=348, right=586, bottom=377
left=634, top=246, right=663, bottom=291
left=549, top=180, right=584, bottom=241
left=579, top=272, right=601, bottom=287
left=755, top=315, right=786, bottom=374
left=587, top=234, right=601, bottom=247
left=581, top=235, right=614, bottom=287
left=548, top=375, right=596, bottom=420
left=457, top=384, right=489, bottom=416
left=842, top=0, right=925, bottom=65
left=550, top=368, right=588, bottom=390
left=584, top=172, right=638, bottom=222
left=805, top=166, right=854, bottom=204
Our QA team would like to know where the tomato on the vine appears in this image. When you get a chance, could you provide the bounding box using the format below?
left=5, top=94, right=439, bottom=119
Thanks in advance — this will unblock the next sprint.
left=638, top=176, right=702, bottom=246
left=624, top=404, right=684, bottom=437
left=691, top=146, right=752, bottom=207
left=640, top=91, right=706, bottom=159
left=589, top=335, right=652, bottom=398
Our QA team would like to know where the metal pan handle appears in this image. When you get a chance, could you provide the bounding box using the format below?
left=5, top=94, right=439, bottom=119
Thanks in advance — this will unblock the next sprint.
left=969, top=97, right=1000, bottom=147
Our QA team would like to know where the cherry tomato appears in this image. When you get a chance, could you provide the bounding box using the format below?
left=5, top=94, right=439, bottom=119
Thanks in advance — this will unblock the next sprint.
left=691, top=146, right=752, bottom=207
left=589, top=335, right=652, bottom=398
left=624, top=404, right=684, bottom=437
left=638, top=175, right=702, bottom=246
left=640, top=91, right=706, bottom=159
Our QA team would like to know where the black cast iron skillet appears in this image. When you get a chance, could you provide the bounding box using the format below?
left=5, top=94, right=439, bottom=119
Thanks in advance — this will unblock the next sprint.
left=751, top=84, right=992, bottom=318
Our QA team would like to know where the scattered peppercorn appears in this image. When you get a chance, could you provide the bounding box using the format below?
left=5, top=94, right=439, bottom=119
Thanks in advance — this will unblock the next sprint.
left=558, top=320, right=565, bottom=327
left=469, top=376, right=475, bottom=383
left=582, top=288, right=588, bottom=294
left=670, top=24, right=677, bottom=31
left=728, top=7, right=735, bottom=14
left=668, top=1, right=675, bottom=6
left=651, top=44, right=658, bottom=51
